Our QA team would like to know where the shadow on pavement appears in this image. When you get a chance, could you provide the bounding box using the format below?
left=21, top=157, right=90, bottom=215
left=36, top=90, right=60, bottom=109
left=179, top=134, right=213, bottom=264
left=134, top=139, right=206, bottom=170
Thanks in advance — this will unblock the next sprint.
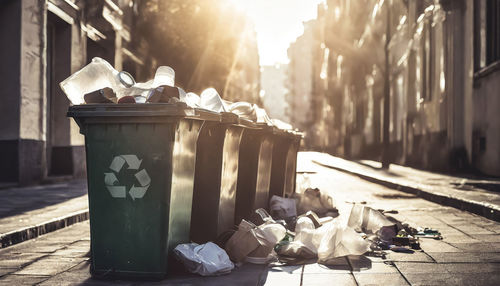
left=0, top=180, right=87, bottom=218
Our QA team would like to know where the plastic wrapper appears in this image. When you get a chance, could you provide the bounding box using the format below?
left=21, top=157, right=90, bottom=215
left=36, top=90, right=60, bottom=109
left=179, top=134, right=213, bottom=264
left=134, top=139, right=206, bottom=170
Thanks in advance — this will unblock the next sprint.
left=173, top=242, right=234, bottom=276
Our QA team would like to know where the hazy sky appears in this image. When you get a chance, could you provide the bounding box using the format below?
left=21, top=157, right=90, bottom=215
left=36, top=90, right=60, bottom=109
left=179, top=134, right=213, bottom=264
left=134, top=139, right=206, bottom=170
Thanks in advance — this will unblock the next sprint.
left=229, top=0, right=324, bottom=66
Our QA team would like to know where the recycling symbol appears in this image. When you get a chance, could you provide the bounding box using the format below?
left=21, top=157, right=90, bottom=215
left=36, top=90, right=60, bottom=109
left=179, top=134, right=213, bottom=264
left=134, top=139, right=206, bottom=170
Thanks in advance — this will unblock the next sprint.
left=104, top=155, right=151, bottom=200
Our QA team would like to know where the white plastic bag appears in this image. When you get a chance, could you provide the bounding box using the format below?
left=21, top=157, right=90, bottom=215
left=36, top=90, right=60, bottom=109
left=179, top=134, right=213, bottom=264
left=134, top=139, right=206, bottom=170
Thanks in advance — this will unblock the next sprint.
left=173, top=242, right=234, bottom=276
left=293, top=221, right=329, bottom=254
left=293, top=220, right=371, bottom=261
left=225, top=220, right=286, bottom=263
left=199, top=88, right=228, bottom=112
left=246, top=222, right=287, bottom=263
left=317, top=221, right=371, bottom=263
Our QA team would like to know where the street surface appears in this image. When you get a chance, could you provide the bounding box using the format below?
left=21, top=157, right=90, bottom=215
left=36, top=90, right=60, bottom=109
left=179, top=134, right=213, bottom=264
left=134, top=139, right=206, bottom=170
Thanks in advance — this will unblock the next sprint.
left=0, top=153, right=499, bottom=285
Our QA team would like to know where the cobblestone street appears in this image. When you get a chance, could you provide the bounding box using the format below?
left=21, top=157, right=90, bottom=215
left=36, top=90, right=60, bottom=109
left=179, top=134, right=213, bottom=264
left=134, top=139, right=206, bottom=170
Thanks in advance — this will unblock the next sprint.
left=1, top=152, right=499, bottom=285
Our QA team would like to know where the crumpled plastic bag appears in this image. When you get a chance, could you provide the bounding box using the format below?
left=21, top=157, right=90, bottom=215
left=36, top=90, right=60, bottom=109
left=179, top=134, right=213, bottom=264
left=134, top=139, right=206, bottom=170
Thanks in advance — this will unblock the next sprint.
left=225, top=220, right=286, bottom=263
left=293, top=219, right=328, bottom=254
left=173, top=242, right=234, bottom=276
left=347, top=204, right=396, bottom=243
left=181, top=92, right=202, bottom=108
left=296, top=188, right=337, bottom=216
left=269, top=195, right=297, bottom=220
left=225, top=101, right=274, bottom=125
left=291, top=220, right=371, bottom=262
left=199, top=88, right=228, bottom=112
left=226, top=101, right=257, bottom=122
left=317, top=221, right=372, bottom=263
left=276, top=241, right=316, bottom=259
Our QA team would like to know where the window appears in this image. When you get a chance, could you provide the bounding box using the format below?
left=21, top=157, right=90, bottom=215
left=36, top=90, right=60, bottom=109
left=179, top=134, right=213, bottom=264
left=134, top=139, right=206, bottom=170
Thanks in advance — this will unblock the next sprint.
left=474, top=0, right=500, bottom=71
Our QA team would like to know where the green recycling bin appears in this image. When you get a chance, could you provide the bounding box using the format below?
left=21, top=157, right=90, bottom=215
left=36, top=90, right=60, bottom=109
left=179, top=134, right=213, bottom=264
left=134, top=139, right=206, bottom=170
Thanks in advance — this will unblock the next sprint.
left=269, top=129, right=302, bottom=198
left=190, top=111, right=243, bottom=243
left=68, top=103, right=207, bottom=279
left=234, top=122, right=274, bottom=224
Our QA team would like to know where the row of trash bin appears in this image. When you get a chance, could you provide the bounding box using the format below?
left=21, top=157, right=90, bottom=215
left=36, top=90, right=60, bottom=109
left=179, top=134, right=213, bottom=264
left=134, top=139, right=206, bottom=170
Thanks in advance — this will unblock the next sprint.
left=68, top=102, right=301, bottom=279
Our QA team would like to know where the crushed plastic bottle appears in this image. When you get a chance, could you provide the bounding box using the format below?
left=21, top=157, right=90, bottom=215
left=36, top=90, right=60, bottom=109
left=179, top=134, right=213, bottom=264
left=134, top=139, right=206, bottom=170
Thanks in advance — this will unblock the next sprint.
left=153, top=66, right=175, bottom=87
left=60, top=57, right=130, bottom=105
left=60, top=57, right=177, bottom=105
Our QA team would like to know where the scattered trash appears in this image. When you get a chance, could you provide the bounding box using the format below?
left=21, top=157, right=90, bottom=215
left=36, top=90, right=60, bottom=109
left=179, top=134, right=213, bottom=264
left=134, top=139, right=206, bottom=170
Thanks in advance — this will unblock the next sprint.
left=294, top=188, right=338, bottom=217
left=249, top=208, right=274, bottom=226
left=275, top=241, right=316, bottom=260
left=269, top=195, right=297, bottom=220
left=287, top=219, right=372, bottom=262
left=173, top=242, right=234, bottom=276
left=347, top=204, right=396, bottom=244
left=317, top=221, right=372, bottom=263
left=413, top=227, right=443, bottom=240
left=224, top=219, right=286, bottom=263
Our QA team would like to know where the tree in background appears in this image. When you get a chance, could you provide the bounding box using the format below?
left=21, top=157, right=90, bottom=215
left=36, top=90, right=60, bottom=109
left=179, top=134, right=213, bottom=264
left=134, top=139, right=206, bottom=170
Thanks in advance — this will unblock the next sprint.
left=135, top=0, right=260, bottom=104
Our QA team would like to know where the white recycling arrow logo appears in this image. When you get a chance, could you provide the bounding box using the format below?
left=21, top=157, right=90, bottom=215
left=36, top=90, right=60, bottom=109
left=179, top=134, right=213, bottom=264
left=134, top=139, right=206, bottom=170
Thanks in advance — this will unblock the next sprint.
left=104, top=154, right=151, bottom=200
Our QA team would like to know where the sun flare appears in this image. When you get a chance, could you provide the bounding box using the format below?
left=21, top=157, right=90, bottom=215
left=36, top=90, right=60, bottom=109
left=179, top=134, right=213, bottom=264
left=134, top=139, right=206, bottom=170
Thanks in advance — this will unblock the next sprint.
left=227, top=0, right=325, bottom=65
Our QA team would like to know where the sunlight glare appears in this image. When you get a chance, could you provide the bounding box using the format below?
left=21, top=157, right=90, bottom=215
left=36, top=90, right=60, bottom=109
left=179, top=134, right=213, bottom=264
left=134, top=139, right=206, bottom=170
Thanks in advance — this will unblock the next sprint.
left=228, top=0, right=325, bottom=65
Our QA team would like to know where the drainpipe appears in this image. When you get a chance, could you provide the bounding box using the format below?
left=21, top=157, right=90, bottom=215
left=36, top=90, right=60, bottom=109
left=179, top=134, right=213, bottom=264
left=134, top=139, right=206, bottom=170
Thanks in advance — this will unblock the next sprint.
left=382, top=0, right=391, bottom=169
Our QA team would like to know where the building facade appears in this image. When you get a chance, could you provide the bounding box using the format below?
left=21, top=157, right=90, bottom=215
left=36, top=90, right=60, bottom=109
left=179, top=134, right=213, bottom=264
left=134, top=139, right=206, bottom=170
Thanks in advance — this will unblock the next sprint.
left=0, top=0, right=155, bottom=186
left=288, top=0, right=500, bottom=176
left=261, top=64, right=289, bottom=123
left=286, top=20, right=316, bottom=146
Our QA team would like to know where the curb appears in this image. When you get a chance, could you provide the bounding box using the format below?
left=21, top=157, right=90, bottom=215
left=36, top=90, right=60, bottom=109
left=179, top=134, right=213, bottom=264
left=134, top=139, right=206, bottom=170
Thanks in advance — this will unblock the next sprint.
left=0, top=209, right=89, bottom=248
left=312, top=160, right=500, bottom=222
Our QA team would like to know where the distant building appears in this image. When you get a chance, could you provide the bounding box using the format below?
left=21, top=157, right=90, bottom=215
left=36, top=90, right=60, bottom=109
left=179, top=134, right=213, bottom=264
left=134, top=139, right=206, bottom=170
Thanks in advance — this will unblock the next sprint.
left=286, top=20, right=316, bottom=145
left=303, top=0, right=500, bottom=176
left=260, top=64, right=289, bottom=122
left=222, top=24, right=261, bottom=105
left=0, top=0, right=156, bottom=186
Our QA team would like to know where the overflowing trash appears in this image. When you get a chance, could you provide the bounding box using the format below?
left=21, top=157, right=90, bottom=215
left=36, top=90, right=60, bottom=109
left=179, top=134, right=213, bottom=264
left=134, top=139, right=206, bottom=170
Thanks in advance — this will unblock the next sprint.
left=60, top=57, right=285, bottom=128
left=63, top=58, right=305, bottom=279
left=63, top=58, right=440, bottom=277
left=173, top=242, right=234, bottom=276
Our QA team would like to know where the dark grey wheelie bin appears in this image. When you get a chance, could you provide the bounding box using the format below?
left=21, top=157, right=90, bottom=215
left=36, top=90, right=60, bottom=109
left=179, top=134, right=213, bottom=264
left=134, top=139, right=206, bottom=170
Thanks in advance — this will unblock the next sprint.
left=67, top=103, right=212, bottom=279
left=269, top=129, right=302, bottom=198
left=234, top=121, right=274, bottom=224
left=190, top=111, right=244, bottom=243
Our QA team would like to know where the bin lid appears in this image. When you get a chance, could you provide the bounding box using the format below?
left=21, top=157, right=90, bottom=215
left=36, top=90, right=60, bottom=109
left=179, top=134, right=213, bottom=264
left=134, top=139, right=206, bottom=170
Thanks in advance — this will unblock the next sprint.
left=192, top=109, right=239, bottom=124
left=67, top=102, right=211, bottom=120
left=237, top=118, right=259, bottom=129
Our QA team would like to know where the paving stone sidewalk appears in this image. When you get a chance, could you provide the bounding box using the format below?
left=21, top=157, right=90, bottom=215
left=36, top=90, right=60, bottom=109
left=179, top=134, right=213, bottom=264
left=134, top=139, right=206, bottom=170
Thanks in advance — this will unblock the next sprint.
left=1, top=153, right=499, bottom=285
left=307, top=151, right=500, bottom=221
left=0, top=180, right=88, bottom=248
